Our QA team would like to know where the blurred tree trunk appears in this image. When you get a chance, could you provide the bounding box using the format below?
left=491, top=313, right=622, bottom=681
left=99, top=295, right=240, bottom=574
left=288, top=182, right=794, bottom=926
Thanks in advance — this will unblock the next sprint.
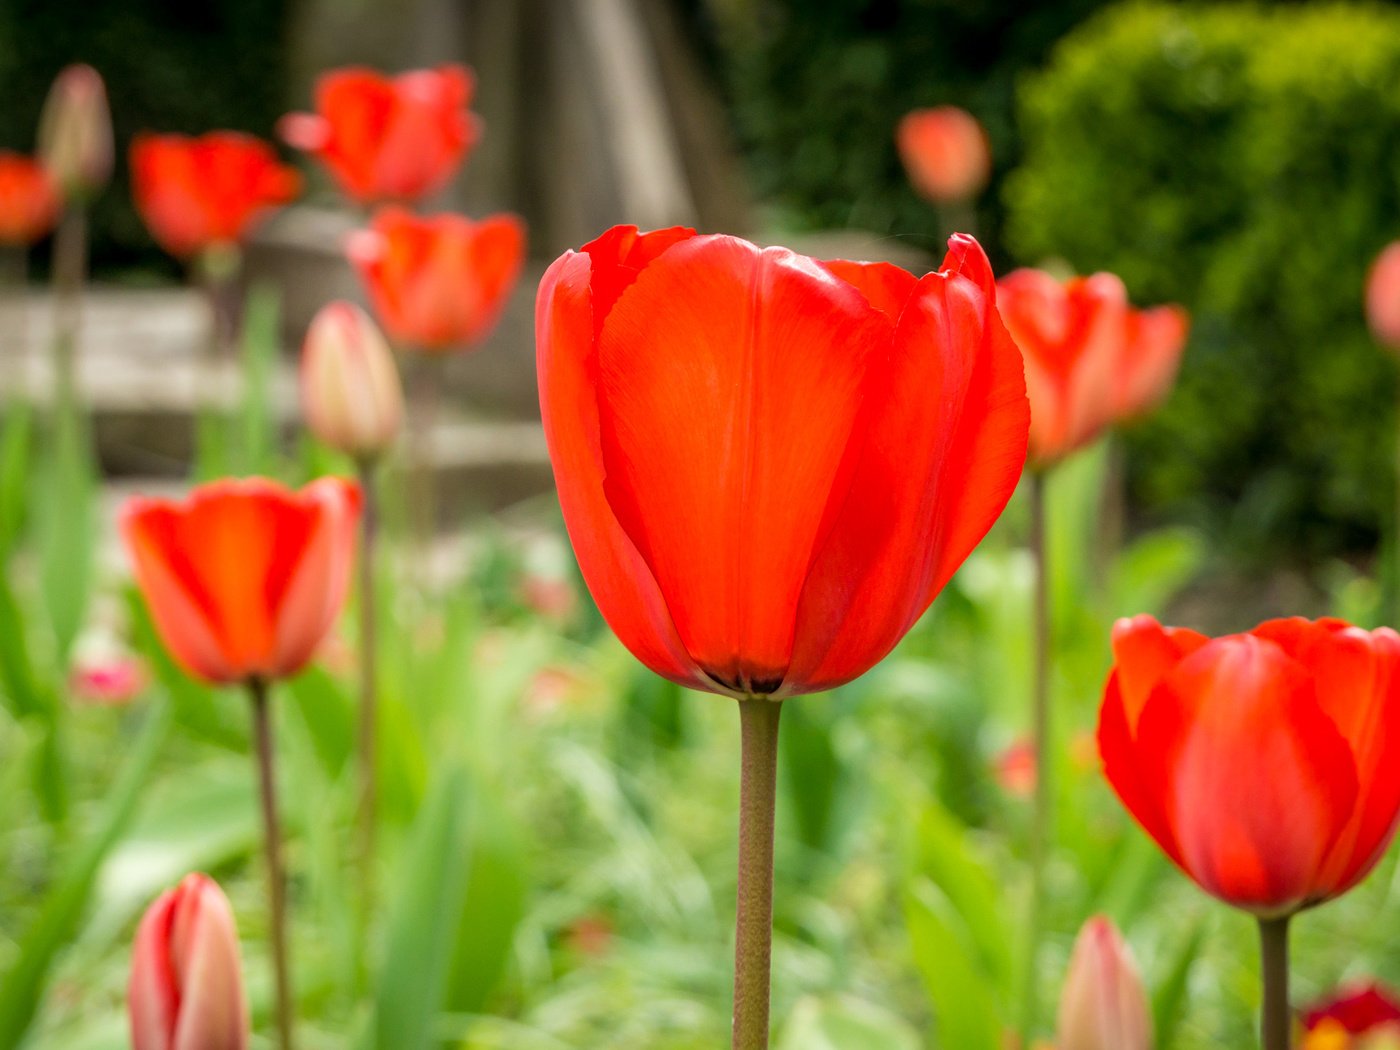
left=287, top=0, right=751, bottom=252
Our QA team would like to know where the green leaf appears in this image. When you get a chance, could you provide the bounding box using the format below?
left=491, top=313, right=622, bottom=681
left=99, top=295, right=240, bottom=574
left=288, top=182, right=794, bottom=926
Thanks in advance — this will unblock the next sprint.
left=0, top=698, right=171, bottom=1048
left=904, top=879, right=1004, bottom=1050
left=1152, top=916, right=1207, bottom=1050
left=777, top=995, right=922, bottom=1050
left=0, top=564, right=47, bottom=720
left=910, top=801, right=1014, bottom=993
left=780, top=699, right=846, bottom=857
left=287, top=666, right=356, bottom=778
left=443, top=784, right=529, bottom=1014
left=37, top=401, right=96, bottom=662
left=0, top=401, right=34, bottom=557
left=370, top=763, right=475, bottom=1050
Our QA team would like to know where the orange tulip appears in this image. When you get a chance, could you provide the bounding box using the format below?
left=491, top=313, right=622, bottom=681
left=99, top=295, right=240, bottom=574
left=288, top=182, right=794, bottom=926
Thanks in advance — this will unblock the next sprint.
left=1367, top=242, right=1400, bottom=351
left=896, top=106, right=992, bottom=204
left=0, top=152, right=60, bottom=246
left=280, top=64, right=480, bottom=205
left=348, top=205, right=525, bottom=351
left=129, top=873, right=248, bottom=1050
left=38, top=63, right=113, bottom=198
left=1099, top=614, right=1400, bottom=916
left=536, top=225, right=1029, bottom=698
left=121, top=477, right=360, bottom=685
left=129, top=132, right=300, bottom=259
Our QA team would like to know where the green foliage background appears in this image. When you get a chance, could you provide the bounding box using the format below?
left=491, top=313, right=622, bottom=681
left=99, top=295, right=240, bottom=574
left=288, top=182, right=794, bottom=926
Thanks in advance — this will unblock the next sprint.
left=1007, top=1, right=1400, bottom=563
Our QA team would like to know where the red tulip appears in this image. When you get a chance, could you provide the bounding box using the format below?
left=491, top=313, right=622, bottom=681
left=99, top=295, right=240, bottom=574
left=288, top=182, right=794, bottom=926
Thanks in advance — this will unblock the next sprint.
left=896, top=106, right=992, bottom=204
left=121, top=477, right=361, bottom=685
left=280, top=64, right=480, bottom=205
left=129, top=132, right=301, bottom=259
left=1367, top=242, right=1400, bottom=351
left=0, top=152, right=60, bottom=246
left=1098, top=614, right=1400, bottom=916
left=537, top=225, right=1029, bottom=698
left=1113, top=303, right=1190, bottom=422
left=300, top=300, right=403, bottom=457
left=996, top=268, right=1129, bottom=465
left=1056, top=916, right=1152, bottom=1050
left=348, top=205, right=525, bottom=351
left=1305, top=983, right=1400, bottom=1038
left=129, top=873, right=248, bottom=1050
left=39, top=63, right=113, bottom=198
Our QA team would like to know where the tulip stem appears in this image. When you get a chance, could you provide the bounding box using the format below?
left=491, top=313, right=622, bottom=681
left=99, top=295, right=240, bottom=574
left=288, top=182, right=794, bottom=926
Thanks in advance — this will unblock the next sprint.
left=355, top=455, right=379, bottom=935
left=733, top=698, right=783, bottom=1050
left=1020, top=470, right=1052, bottom=1040
left=408, top=357, right=439, bottom=588
left=1258, top=916, right=1291, bottom=1050
left=249, top=678, right=295, bottom=1050
left=51, top=206, right=85, bottom=417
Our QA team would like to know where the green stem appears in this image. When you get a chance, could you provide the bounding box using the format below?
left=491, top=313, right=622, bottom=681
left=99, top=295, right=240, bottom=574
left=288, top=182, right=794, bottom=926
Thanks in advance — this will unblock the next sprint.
left=50, top=206, right=85, bottom=418
left=355, top=455, right=379, bottom=930
left=1020, top=471, right=1051, bottom=1041
left=732, top=698, right=782, bottom=1050
left=249, top=679, right=295, bottom=1050
left=408, top=356, right=439, bottom=590
left=1258, top=916, right=1291, bottom=1050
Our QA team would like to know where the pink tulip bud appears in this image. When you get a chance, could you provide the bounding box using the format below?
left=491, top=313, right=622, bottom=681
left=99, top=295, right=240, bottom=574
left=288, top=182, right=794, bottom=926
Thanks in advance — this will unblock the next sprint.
left=38, top=64, right=113, bottom=198
left=129, top=873, right=249, bottom=1050
left=1057, top=916, right=1152, bottom=1050
left=300, top=300, right=404, bottom=458
left=1368, top=242, right=1400, bottom=351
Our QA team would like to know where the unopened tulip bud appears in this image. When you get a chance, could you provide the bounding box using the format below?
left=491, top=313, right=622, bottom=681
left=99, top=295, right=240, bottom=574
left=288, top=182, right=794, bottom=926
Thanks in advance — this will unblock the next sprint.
left=38, top=64, right=113, bottom=199
left=129, top=873, right=249, bottom=1050
left=1057, top=916, right=1152, bottom=1050
left=300, top=301, right=404, bottom=458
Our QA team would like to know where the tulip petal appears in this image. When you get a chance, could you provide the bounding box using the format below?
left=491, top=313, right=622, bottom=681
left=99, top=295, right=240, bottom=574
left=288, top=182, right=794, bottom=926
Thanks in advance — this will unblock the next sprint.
left=129, top=886, right=181, bottom=1049
left=536, top=241, right=711, bottom=690
left=1109, top=614, right=1209, bottom=731
left=1255, top=618, right=1400, bottom=895
left=121, top=501, right=240, bottom=684
left=270, top=478, right=361, bottom=677
left=1098, top=667, right=1187, bottom=872
left=821, top=259, right=919, bottom=320
left=786, top=236, right=1028, bottom=692
left=596, top=234, right=890, bottom=692
left=168, top=876, right=248, bottom=1050
left=1141, top=635, right=1359, bottom=913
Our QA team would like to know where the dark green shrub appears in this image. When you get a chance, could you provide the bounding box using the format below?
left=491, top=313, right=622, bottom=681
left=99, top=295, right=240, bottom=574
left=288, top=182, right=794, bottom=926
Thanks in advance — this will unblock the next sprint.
left=700, top=0, right=1115, bottom=266
left=1007, top=1, right=1400, bottom=562
left=0, top=0, right=290, bottom=278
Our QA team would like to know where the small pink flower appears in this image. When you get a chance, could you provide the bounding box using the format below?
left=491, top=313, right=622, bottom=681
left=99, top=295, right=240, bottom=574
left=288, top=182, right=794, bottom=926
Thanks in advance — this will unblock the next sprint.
left=994, top=738, right=1037, bottom=799
left=70, top=654, right=148, bottom=706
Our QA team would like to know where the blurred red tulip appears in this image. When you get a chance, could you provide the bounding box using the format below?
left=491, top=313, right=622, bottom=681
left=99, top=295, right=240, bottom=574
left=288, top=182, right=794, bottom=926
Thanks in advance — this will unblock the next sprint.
left=537, top=225, right=1028, bottom=698
left=280, top=64, right=480, bottom=205
left=896, top=106, right=992, bottom=204
left=1113, top=303, right=1190, bottom=422
left=997, top=269, right=1128, bottom=465
left=1367, top=242, right=1400, bottom=350
left=129, top=873, right=248, bottom=1050
left=994, top=738, right=1037, bottom=798
left=1056, top=916, right=1152, bottom=1050
left=348, top=206, right=525, bottom=351
left=39, top=63, right=113, bottom=198
left=121, top=477, right=360, bottom=685
left=300, top=300, right=403, bottom=457
left=129, top=132, right=300, bottom=259
left=1305, top=983, right=1400, bottom=1040
left=0, top=152, right=60, bottom=246
left=1099, top=614, right=1400, bottom=916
